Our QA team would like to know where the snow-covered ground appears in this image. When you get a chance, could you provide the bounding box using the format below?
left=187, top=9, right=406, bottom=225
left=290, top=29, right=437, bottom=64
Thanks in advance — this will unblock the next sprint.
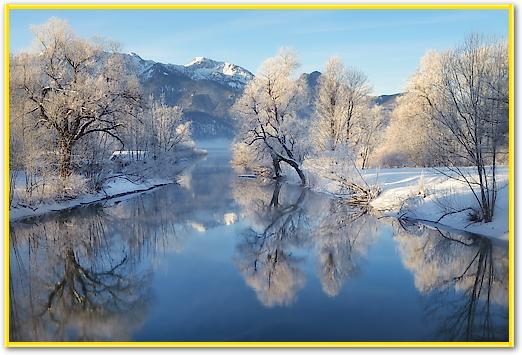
left=9, top=176, right=173, bottom=222
left=300, top=161, right=509, bottom=240
left=361, top=167, right=509, bottom=241
left=9, top=149, right=208, bottom=222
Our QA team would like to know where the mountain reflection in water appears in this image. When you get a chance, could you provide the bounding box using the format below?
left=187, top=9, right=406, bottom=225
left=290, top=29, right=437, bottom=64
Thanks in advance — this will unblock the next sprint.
left=9, top=148, right=508, bottom=342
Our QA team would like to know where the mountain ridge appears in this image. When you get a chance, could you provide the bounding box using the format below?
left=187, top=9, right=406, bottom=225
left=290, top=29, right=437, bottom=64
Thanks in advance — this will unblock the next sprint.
left=124, top=52, right=254, bottom=90
left=117, top=53, right=400, bottom=138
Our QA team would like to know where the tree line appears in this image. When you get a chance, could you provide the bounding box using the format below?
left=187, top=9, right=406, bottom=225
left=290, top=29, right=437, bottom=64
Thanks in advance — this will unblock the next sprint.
left=232, top=35, right=508, bottom=222
left=9, top=18, right=193, bottom=205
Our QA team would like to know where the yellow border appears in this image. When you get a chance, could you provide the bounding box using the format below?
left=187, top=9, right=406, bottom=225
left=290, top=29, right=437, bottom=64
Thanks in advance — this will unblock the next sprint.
left=4, top=3, right=514, bottom=10
left=3, top=2, right=514, bottom=348
left=508, top=0, right=515, bottom=348
left=4, top=3, right=9, bottom=350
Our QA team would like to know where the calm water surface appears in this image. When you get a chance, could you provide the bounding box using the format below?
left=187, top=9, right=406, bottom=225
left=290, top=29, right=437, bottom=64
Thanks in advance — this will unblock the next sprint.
left=9, top=143, right=508, bottom=342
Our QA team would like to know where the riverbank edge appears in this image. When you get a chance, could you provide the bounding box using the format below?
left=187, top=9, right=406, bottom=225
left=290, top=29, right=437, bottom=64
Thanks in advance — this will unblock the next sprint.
left=9, top=178, right=176, bottom=223
left=242, top=165, right=508, bottom=241
left=307, top=186, right=508, bottom=242
left=9, top=149, right=210, bottom=223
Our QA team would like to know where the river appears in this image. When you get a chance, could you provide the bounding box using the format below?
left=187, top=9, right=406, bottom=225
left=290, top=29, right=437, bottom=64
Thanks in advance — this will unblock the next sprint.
left=9, top=141, right=508, bottom=342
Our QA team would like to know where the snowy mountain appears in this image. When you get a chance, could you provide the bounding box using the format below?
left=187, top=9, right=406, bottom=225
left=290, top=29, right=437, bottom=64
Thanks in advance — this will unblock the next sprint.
left=182, top=56, right=253, bottom=89
left=117, top=52, right=254, bottom=138
left=119, top=53, right=402, bottom=139
left=125, top=52, right=253, bottom=90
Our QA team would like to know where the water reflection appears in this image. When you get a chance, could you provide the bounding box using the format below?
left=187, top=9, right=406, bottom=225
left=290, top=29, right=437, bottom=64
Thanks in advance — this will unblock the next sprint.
left=395, top=220, right=508, bottom=341
left=10, top=208, right=151, bottom=341
left=233, top=181, right=309, bottom=307
left=312, top=200, right=380, bottom=297
left=232, top=179, right=383, bottom=304
left=9, top=151, right=509, bottom=342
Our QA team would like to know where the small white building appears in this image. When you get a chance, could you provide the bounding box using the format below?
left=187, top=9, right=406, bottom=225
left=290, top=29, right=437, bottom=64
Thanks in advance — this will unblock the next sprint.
left=110, top=150, right=148, bottom=162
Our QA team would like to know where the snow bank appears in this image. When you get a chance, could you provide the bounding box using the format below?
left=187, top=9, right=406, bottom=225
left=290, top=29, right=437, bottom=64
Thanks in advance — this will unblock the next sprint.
left=363, top=167, right=509, bottom=240
left=300, top=160, right=508, bottom=240
left=9, top=176, right=173, bottom=222
left=9, top=151, right=207, bottom=222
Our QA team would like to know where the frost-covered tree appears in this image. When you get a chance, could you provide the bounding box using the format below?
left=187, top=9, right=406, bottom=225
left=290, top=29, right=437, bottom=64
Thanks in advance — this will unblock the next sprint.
left=233, top=50, right=308, bottom=185
left=343, top=67, right=372, bottom=144
left=356, top=105, right=386, bottom=169
left=10, top=18, right=142, bottom=180
left=9, top=66, right=54, bottom=203
left=394, top=35, right=508, bottom=222
left=312, top=57, right=371, bottom=153
left=149, top=94, right=191, bottom=154
left=374, top=88, right=439, bottom=167
left=305, top=57, right=378, bottom=200
left=313, top=57, right=349, bottom=152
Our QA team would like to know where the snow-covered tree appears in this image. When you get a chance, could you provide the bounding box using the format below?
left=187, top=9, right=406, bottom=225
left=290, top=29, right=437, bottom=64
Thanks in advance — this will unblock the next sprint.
left=313, top=57, right=349, bottom=151
left=312, top=57, right=371, bottom=153
left=9, top=65, right=54, bottom=203
left=355, top=105, right=386, bottom=169
left=374, top=89, right=439, bottom=167
left=149, top=94, right=191, bottom=155
left=10, top=18, right=142, bottom=180
left=304, top=57, right=378, bottom=200
left=232, top=49, right=308, bottom=185
left=394, top=35, right=508, bottom=222
left=343, top=67, right=372, bottom=144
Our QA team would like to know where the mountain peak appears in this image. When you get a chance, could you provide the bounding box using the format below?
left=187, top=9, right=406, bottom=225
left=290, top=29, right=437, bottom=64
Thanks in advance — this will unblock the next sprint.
left=121, top=52, right=254, bottom=90
left=185, top=56, right=215, bottom=67
left=129, top=52, right=143, bottom=60
left=182, top=57, right=254, bottom=88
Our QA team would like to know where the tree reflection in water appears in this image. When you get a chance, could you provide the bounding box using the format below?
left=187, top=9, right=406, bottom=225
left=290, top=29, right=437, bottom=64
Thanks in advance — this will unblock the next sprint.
left=232, top=179, right=508, bottom=341
left=395, top=220, right=508, bottom=341
left=9, top=201, right=177, bottom=342
left=233, top=179, right=383, bottom=305
left=233, top=181, right=309, bottom=307
left=9, top=170, right=509, bottom=342
left=312, top=199, right=381, bottom=297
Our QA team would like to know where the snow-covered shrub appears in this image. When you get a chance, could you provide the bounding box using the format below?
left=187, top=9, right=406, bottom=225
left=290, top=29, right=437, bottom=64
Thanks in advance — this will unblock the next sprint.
left=432, top=186, right=483, bottom=224
left=304, top=147, right=380, bottom=203
left=231, top=141, right=273, bottom=178
left=433, top=187, right=460, bottom=214
left=417, top=171, right=427, bottom=197
left=398, top=195, right=425, bottom=218
left=44, top=174, right=90, bottom=201
left=467, top=208, right=483, bottom=223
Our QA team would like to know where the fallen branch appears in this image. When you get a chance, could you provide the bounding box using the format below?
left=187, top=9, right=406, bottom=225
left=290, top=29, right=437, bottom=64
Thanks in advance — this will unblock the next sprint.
left=436, top=207, right=476, bottom=223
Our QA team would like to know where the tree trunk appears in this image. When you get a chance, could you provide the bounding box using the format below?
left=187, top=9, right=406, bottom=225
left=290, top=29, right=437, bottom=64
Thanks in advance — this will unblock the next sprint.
left=272, top=155, right=282, bottom=179
left=280, top=156, right=306, bottom=186
left=269, top=181, right=282, bottom=207
left=59, top=139, right=73, bottom=180
left=361, top=149, right=369, bottom=170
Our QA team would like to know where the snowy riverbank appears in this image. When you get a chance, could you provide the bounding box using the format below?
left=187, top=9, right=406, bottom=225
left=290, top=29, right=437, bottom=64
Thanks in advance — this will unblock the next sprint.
left=9, top=176, right=174, bottom=222
left=300, top=164, right=509, bottom=240
left=10, top=149, right=208, bottom=222
left=363, top=167, right=509, bottom=241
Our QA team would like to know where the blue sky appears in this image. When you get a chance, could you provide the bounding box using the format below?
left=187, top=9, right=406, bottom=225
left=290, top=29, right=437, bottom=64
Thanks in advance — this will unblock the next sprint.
left=9, top=9, right=508, bottom=94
